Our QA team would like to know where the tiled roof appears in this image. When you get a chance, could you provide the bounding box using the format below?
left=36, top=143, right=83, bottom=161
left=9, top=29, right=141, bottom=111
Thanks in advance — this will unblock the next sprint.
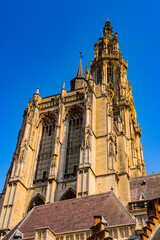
left=130, top=174, right=160, bottom=201
left=4, top=192, right=134, bottom=239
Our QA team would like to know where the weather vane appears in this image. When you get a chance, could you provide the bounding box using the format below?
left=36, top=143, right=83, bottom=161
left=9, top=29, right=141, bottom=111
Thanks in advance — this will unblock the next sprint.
left=80, top=51, right=83, bottom=58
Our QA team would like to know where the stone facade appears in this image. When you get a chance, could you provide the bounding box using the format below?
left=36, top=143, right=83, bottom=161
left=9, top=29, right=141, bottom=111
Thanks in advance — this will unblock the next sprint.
left=1, top=19, right=156, bottom=240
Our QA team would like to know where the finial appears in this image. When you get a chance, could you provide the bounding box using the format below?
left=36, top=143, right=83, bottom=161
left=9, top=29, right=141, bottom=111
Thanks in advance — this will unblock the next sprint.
left=63, top=82, right=65, bottom=89
left=36, top=86, right=39, bottom=94
left=107, top=16, right=109, bottom=22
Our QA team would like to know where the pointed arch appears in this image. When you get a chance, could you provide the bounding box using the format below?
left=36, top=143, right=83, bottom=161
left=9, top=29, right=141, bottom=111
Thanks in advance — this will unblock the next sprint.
left=60, top=188, right=76, bottom=201
left=64, top=105, right=84, bottom=178
left=64, top=104, right=85, bottom=121
left=35, top=112, right=57, bottom=181
left=27, top=194, right=45, bottom=213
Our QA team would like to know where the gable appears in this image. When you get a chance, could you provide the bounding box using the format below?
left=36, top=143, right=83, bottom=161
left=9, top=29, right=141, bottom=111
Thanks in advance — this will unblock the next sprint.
left=4, top=192, right=135, bottom=239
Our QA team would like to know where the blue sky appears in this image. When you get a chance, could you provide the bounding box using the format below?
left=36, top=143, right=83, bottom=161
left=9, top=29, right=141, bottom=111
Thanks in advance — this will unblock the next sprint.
left=0, top=0, right=160, bottom=192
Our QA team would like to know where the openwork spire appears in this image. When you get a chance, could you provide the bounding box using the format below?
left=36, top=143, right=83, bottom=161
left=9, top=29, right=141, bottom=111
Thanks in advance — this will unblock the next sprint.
left=103, top=18, right=113, bottom=37
left=76, top=58, right=84, bottom=78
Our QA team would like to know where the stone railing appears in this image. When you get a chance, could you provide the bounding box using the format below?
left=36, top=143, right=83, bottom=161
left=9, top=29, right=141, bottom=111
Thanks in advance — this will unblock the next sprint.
left=19, top=225, right=137, bottom=240
left=39, top=98, right=60, bottom=110
left=128, top=200, right=148, bottom=211
left=64, top=92, right=84, bottom=103
left=39, top=92, right=84, bottom=110
left=56, top=231, right=91, bottom=240
left=35, top=229, right=91, bottom=240
left=106, top=224, right=136, bottom=239
left=134, top=214, right=148, bottom=230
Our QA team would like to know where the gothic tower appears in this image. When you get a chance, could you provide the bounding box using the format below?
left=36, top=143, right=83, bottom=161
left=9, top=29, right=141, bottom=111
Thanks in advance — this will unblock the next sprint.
left=0, top=19, right=146, bottom=235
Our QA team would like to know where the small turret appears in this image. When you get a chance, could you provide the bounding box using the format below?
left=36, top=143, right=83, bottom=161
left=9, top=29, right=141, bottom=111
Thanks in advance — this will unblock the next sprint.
left=70, top=57, right=87, bottom=91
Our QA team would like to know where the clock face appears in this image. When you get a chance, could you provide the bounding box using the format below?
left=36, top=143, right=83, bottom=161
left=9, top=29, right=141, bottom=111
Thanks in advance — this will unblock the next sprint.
left=107, top=88, right=114, bottom=101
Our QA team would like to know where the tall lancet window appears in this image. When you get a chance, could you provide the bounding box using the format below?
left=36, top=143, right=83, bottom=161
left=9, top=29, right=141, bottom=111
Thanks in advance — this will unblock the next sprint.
left=35, top=117, right=56, bottom=180
left=107, top=63, right=113, bottom=84
left=97, top=66, right=102, bottom=84
left=65, top=110, right=83, bottom=177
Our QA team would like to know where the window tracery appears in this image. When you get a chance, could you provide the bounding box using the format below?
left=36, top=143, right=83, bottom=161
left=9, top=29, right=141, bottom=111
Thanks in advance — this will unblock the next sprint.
left=27, top=195, right=45, bottom=212
left=35, top=118, right=56, bottom=180
left=65, top=111, right=83, bottom=177
left=107, top=64, right=113, bottom=84
left=97, top=67, right=102, bottom=84
left=60, top=189, right=76, bottom=201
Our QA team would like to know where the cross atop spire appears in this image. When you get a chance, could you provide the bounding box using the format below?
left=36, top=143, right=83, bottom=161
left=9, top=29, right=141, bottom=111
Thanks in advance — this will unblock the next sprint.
left=80, top=51, right=83, bottom=58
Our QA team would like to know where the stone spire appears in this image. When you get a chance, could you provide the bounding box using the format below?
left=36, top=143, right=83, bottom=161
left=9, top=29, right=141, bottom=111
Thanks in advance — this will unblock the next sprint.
left=70, top=57, right=87, bottom=91
left=76, top=58, right=84, bottom=78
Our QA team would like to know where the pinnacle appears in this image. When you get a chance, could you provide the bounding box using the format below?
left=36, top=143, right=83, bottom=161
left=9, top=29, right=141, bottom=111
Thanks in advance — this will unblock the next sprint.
left=36, top=86, right=39, bottom=94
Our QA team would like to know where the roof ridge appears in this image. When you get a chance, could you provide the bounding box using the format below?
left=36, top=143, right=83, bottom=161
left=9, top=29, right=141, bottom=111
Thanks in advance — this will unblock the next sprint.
left=33, top=192, right=113, bottom=209
left=130, top=173, right=160, bottom=181
left=111, top=191, right=136, bottom=224
left=6, top=207, right=35, bottom=240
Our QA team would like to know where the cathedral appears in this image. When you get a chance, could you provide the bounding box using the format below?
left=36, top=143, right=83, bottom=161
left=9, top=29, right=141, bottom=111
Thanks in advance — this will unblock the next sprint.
left=0, top=19, right=160, bottom=240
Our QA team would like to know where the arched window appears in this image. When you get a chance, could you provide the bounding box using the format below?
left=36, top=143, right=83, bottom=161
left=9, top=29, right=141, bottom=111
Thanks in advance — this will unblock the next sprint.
left=27, top=195, right=45, bottom=213
left=35, top=117, right=56, bottom=180
left=65, top=110, right=83, bottom=178
left=107, top=64, right=113, bottom=84
left=60, top=189, right=76, bottom=201
left=97, top=67, right=102, bottom=84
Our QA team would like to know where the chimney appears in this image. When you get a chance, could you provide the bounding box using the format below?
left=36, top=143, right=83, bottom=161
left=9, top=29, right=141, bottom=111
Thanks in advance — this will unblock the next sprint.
left=94, top=215, right=102, bottom=225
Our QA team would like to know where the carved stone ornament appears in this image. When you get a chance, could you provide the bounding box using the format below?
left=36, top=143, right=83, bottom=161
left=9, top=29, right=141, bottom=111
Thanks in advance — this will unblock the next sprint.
left=85, top=126, right=92, bottom=149
left=21, top=140, right=28, bottom=151
left=19, top=148, right=25, bottom=162
left=55, top=137, right=60, bottom=145
left=63, top=103, right=84, bottom=121
left=85, top=101, right=92, bottom=110
left=38, top=111, right=58, bottom=127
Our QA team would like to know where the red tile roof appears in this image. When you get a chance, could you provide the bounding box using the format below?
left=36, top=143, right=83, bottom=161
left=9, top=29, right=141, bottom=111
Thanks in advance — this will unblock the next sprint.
left=4, top=192, right=135, bottom=239
left=130, top=174, right=160, bottom=202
